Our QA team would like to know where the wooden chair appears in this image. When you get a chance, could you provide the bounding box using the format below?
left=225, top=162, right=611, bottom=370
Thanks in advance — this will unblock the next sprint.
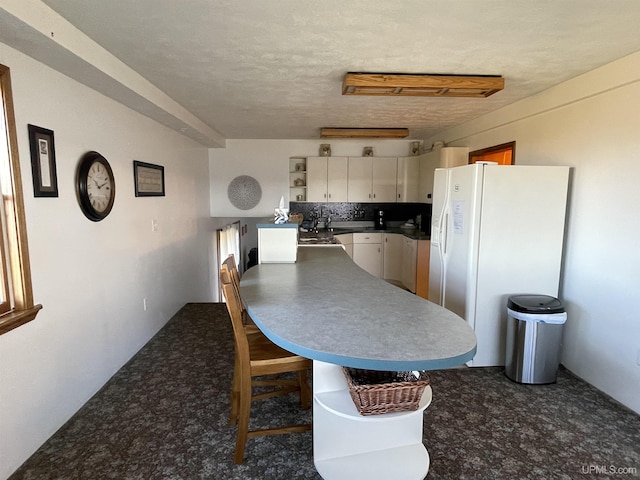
left=220, top=266, right=312, bottom=464
left=221, top=254, right=259, bottom=334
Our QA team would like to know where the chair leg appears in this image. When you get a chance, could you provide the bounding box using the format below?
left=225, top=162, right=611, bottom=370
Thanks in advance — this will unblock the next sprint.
left=298, top=370, right=311, bottom=410
left=229, top=355, right=240, bottom=425
left=234, top=373, right=253, bottom=464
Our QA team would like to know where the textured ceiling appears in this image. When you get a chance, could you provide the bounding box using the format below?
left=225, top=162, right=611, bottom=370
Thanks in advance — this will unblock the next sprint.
left=25, top=1, right=640, bottom=142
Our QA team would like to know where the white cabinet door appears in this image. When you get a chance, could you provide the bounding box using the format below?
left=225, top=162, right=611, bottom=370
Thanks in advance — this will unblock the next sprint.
left=353, top=242, right=382, bottom=278
left=352, top=233, right=382, bottom=277
left=348, top=157, right=397, bottom=203
left=307, top=156, right=348, bottom=202
left=397, top=156, right=420, bottom=202
left=383, top=233, right=403, bottom=282
left=307, top=156, right=328, bottom=202
left=347, top=157, right=372, bottom=202
left=402, top=237, right=418, bottom=293
left=418, top=147, right=468, bottom=203
left=327, top=157, right=348, bottom=202
left=372, top=157, right=397, bottom=202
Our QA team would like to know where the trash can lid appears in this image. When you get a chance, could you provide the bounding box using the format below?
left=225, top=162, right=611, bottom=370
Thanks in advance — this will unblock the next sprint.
left=507, top=295, right=564, bottom=314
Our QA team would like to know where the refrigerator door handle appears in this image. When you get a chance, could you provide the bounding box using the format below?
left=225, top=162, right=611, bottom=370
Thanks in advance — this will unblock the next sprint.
left=442, top=211, right=449, bottom=255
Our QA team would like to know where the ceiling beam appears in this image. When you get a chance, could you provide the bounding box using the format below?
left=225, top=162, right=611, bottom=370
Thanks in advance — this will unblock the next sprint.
left=0, top=0, right=226, bottom=147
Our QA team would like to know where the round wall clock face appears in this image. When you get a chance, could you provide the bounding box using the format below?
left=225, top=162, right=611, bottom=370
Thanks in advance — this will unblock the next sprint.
left=76, top=151, right=115, bottom=221
left=227, top=175, right=261, bottom=210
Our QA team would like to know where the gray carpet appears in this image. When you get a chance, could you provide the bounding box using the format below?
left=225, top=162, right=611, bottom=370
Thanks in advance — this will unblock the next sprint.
left=9, top=303, right=640, bottom=480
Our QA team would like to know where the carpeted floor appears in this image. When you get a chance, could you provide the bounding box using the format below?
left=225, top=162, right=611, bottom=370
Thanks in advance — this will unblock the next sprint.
left=9, top=303, right=640, bottom=480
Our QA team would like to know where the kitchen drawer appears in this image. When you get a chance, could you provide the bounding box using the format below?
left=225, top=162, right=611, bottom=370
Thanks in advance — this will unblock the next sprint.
left=353, top=232, right=382, bottom=244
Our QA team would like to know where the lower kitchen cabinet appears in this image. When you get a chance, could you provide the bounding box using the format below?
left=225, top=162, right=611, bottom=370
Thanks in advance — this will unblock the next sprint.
left=402, top=236, right=417, bottom=293
left=415, top=240, right=430, bottom=299
left=338, top=232, right=424, bottom=294
left=383, top=233, right=403, bottom=284
left=352, top=233, right=382, bottom=278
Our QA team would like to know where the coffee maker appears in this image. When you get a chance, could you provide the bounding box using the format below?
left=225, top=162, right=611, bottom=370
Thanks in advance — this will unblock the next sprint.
left=374, top=209, right=386, bottom=230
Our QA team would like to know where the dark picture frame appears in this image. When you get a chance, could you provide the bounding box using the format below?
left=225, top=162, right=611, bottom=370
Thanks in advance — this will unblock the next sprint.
left=28, top=124, right=58, bottom=197
left=133, top=160, right=165, bottom=197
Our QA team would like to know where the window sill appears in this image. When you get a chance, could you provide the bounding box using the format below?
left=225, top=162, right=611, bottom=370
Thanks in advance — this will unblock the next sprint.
left=0, top=304, right=43, bottom=335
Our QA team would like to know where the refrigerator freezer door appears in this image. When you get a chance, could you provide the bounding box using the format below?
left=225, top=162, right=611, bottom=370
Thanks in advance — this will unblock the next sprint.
left=442, top=165, right=483, bottom=323
left=428, top=168, right=448, bottom=304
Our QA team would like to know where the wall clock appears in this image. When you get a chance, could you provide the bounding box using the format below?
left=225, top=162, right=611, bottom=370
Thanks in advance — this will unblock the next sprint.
left=75, top=151, right=115, bottom=221
left=227, top=175, right=261, bottom=210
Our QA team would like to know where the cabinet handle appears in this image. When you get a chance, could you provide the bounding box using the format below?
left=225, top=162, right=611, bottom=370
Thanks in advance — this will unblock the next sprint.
left=324, top=193, right=327, bottom=199
left=328, top=193, right=331, bottom=199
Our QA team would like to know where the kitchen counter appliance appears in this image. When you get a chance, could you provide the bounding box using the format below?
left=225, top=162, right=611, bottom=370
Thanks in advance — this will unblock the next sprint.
left=374, top=209, right=386, bottom=230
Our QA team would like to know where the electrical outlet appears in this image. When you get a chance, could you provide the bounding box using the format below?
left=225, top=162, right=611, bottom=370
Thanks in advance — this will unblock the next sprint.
left=143, top=298, right=148, bottom=311
left=151, top=219, right=158, bottom=232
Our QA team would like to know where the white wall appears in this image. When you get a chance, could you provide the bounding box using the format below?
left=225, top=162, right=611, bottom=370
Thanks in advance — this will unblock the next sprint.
left=426, top=51, right=640, bottom=414
left=0, top=43, right=213, bottom=478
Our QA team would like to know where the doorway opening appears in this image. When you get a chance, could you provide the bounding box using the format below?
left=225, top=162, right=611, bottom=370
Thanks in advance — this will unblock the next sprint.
left=469, top=141, right=515, bottom=165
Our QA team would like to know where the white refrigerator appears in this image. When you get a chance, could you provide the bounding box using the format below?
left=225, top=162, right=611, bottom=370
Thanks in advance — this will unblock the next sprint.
left=429, top=163, right=570, bottom=366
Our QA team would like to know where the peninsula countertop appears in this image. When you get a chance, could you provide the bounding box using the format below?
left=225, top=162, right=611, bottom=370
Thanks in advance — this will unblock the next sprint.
left=240, top=246, right=476, bottom=371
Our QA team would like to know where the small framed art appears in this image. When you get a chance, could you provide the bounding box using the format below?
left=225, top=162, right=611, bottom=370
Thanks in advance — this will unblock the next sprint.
left=28, top=124, right=58, bottom=197
left=133, top=160, right=165, bottom=197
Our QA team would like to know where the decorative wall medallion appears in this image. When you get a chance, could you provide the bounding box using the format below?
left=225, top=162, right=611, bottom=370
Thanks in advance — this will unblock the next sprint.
left=227, top=175, right=262, bottom=210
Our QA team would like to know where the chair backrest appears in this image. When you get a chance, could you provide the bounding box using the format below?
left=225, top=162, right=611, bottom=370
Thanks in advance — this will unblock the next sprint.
left=220, top=265, right=250, bottom=358
left=222, top=253, right=241, bottom=288
left=222, top=254, right=254, bottom=323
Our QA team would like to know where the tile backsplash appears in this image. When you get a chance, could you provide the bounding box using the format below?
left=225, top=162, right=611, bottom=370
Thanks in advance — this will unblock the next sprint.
left=289, top=202, right=432, bottom=233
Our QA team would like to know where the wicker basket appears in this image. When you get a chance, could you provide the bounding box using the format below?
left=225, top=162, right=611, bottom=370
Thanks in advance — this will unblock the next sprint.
left=342, top=368, right=431, bottom=416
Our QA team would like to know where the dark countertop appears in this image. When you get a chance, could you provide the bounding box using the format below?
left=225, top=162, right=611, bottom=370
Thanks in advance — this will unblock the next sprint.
left=303, top=226, right=430, bottom=241
left=333, top=226, right=430, bottom=241
left=240, top=246, right=476, bottom=371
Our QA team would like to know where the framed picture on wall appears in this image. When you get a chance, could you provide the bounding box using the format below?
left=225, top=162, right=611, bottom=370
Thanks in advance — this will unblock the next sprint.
left=28, top=124, right=58, bottom=197
left=133, top=160, right=165, bottom=197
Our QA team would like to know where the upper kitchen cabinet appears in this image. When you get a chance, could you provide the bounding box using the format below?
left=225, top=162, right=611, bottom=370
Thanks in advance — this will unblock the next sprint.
left=307, top=156, right=348, bottom=202
left=348, top=157, right=397, bottom=203
left=397, top=156, right=420, bottom=202
left=418, top=147, right=469, bottom=203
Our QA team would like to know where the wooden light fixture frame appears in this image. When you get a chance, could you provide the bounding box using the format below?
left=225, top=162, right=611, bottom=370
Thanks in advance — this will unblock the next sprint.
left=343, top=73, right=504, bottom=98
left=320, top=127, right=409, bottom=139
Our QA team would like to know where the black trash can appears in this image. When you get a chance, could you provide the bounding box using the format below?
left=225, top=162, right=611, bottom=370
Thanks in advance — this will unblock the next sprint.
left=504, top=295, right=567, bottom=384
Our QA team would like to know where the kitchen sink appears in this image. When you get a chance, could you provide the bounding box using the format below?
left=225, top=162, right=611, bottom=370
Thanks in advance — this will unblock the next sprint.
left=298, top=230, right=338, bottom=245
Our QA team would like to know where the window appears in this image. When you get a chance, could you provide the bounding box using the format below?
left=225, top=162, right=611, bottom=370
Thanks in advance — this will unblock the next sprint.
left=0, top=64, right=42, bottom=335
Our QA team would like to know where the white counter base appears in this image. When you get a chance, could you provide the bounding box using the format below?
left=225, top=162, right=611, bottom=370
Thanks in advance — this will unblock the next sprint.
left=257, top=224, right=298, bottom=263
left=313, top=361, right=432, bottom=480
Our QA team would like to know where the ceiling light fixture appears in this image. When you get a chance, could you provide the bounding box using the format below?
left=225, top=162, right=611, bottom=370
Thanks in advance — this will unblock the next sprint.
left=320, top=128, right=409, bottom=139
left=342, top=73, right=504, bottom=98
